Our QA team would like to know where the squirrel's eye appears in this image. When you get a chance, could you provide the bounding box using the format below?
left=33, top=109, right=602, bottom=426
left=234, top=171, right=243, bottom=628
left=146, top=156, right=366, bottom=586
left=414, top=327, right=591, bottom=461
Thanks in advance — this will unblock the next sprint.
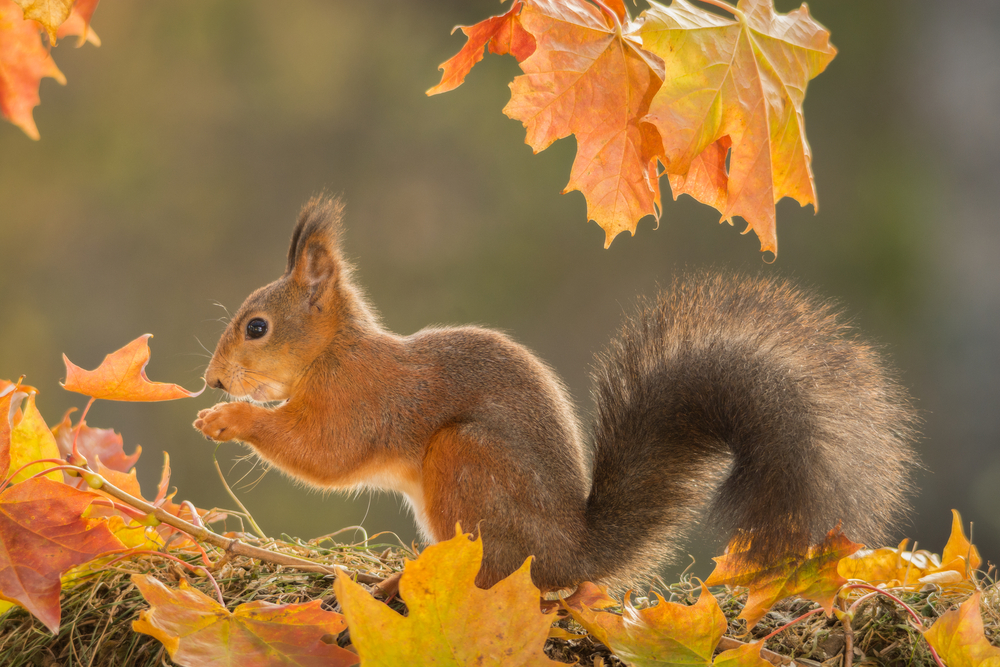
left=246, top=318, right=268, bottom=339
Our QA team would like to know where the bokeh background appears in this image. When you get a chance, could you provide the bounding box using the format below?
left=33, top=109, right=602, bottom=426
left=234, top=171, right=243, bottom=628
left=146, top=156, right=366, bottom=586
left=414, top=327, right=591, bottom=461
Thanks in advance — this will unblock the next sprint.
left=1, top=0, right=997, bottom=578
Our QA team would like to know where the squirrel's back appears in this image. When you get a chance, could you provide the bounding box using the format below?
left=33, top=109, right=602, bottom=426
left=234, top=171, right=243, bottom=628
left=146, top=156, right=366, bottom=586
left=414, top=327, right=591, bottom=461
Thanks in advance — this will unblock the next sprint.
left=582, top=273, right=918, bottom=587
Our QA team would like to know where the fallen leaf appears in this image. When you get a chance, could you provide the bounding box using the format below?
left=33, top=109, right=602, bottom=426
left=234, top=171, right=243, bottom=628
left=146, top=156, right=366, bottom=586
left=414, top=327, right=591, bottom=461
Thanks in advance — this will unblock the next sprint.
left=0, top=0, right=66, bottom=139
left=837, top=539, right=930, bottom=590
left=503, top=0, right=664, bottom=246
left=923, top=592, right=1000, bottom=667
left=7, top=393, right=62, bottom=484
left=713, top=641, right=773, bottom=667
left=705, top=527, right=861, bottom=628
left=935, top=509, right=982, bottom=578
left=51, top=411, right=141, bottom=474
left=427, top=0, right=535, bottom=95
left=62, top=334, right=205, bottom=401
left=336, top=525, right=561, bottom=666
left=132, top=574, right=358, bottom=667
left=0, top=477, right=124, bottom=632
left=565, top=583, right=726, bottom=666
left=638, top=0, right=836, bottom=256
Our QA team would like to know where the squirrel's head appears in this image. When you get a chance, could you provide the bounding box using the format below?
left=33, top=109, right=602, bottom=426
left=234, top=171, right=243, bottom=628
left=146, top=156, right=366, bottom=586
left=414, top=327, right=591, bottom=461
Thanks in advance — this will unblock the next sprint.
left=205, top=196, right=365, bottom=401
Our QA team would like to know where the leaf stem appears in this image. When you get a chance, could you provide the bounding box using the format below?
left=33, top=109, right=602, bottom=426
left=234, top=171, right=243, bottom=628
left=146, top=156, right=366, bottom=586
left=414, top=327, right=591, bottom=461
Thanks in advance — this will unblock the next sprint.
left=590, top=0, right=625, bottom=36
left=70, top=397, right=96, bottom=464
left=0, top=458, right=68, bottom=493
left=691, top=0, right=740, bottom=17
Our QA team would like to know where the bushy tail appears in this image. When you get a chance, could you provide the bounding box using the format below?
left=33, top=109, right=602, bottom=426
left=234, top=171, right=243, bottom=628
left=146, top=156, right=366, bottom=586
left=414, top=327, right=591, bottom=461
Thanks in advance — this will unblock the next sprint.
left=580, top=273, right=918, bottom=587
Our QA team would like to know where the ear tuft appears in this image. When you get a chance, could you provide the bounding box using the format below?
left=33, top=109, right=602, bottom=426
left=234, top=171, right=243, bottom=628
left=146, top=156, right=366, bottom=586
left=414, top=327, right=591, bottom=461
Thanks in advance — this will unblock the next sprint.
left=286, top=195, right=346, bottom=275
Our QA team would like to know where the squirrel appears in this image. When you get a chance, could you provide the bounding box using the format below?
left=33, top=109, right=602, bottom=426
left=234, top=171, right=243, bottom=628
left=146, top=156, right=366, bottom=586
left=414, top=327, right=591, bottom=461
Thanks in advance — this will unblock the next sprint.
left=194, top=195, right=918, bottom=592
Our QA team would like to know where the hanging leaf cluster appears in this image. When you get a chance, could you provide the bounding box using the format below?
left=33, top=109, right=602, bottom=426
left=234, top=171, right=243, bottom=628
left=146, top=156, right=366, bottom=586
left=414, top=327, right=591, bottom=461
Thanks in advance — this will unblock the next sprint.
left=430, top=0, right=838, bottom=256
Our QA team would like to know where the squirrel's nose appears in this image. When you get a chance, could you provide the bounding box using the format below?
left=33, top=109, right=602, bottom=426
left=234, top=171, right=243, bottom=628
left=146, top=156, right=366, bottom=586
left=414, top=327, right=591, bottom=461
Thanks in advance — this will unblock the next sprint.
left=211, top=378, right=226, bottom=391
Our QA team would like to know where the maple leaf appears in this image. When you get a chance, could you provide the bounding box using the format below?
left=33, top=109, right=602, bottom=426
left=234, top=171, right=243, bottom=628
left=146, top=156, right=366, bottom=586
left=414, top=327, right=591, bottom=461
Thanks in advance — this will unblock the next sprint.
left=7, top=392, right=62, bottom=485
left=935, top=509, right=982, bottom=577
left=705, top=526, right=861, bottom=628
left=0, top=391, right=13, bottom=480
left=62, top=334, right=205, bottom=401
left=132, top=574, right=358, bottom=667
left=565, top=583, right=727, bottom=666
left=51, top=411, right=141, bottom=474
left=713, top=642, right=773, bottom=667
left=637, top=0, right=836, bottom=256
left=0, top=0, right=66, bottom=139
left=923, top=592, right=1000, bottom=667
left=503, top=0, right=665, bottom=247
left=12, top=0, right=73, bottom=43
left=837, top=539, right=931, bottom=590
left=0, top=477, right=125, bottom=633
left=55, top=0, right=100, bottom=47
left=427, top=0, right=535, bottom=95
left=335, top=526, right=562, bottom=666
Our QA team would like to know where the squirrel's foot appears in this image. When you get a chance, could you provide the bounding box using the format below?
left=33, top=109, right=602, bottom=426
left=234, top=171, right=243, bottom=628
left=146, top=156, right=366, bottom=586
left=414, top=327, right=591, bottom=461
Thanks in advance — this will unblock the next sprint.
left=193, top=402, right=251, bottom=442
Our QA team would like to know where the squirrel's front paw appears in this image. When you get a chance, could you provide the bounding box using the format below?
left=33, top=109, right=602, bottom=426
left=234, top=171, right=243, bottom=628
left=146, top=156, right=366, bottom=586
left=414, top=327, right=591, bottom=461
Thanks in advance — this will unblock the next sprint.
left=193, top=402, right=249, bottom=442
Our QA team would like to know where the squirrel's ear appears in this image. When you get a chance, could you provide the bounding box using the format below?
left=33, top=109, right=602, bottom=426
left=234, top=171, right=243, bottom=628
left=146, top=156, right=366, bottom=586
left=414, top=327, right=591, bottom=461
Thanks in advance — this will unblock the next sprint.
left=287, top=196, right=345, bottom=304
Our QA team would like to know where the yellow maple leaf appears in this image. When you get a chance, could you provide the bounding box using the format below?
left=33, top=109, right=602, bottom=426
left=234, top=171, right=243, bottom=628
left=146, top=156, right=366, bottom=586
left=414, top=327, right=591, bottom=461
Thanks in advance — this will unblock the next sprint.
left=705, top=527, right=861, bottom=628
left=565, top=583, right=726, bottom=666
left=638, top=0, right=836, bottom=256
left=335, top=526, right=561, bottom=666
left=923, top=592, right=1000, bottom=667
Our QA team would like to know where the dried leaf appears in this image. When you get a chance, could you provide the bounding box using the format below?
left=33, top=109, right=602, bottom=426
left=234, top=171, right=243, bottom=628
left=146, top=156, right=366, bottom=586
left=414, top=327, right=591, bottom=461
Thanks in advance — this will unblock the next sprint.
left=837, top=539, right=930, bottom=590
left=0, top=0, right=66, bottom=139
left=62, top=334, right=205, bottom=401
left=705, top=527, right=861, bottom=628
left=0, top=477, right=124, bottom=632
left=923, top=592, right=1000, bottom=667
left=565, top=583, right=726, bottom=666
left=503, top=0, right=664, bottom=246
left=335, top=526, right=561, bottom=666
left=427, top=0, right=534, bottom=95
left=52, top=411, right=141, bottom=473
left=7, top=393, right=62, bottom=484
left=12, top=0, right=73, bottom=42
left=132, top=573, right=358, bottom=667
left=638, top=0, right=836, bottom=256
left=713, top=641, right=773, bottom=667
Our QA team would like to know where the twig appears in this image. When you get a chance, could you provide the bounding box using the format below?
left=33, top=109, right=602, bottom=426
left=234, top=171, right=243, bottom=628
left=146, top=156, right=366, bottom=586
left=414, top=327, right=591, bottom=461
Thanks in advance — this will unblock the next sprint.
left=94, top=473, right=384, bottom=584
left=212, top=445, right=266, bottom=539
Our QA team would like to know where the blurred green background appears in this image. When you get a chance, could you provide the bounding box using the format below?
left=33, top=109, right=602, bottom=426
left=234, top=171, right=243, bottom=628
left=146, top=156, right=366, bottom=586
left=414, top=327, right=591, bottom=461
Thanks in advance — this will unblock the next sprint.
left=1, top=0, right=997, bottom=578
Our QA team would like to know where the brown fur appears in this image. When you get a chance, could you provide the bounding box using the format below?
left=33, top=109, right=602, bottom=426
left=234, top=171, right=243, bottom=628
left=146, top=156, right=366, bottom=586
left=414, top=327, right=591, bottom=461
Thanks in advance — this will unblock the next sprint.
left=194, top=196, right=918, bottom=591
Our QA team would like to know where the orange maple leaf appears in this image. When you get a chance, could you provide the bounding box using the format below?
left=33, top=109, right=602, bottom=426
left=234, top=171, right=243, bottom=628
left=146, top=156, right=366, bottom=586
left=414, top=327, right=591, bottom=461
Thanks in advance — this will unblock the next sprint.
left=0, top=0, right=66, bottom=139
left=62, top=334, right=205, bottom=401
left=427, top=0, right=535, bottom=95
left=52, top=411, right=141, bottom=474
left=56, top=0, right=100, bottom=46
left=335, top=525, right=562, bottom=666
left=0, top=477, right=125, bottom=633
left=565, top=583, right=727, bottom=666
left=503, top=0, right=665, bottom=247
left=705, top=526, right=861, bottom=628
left=923, top=592, right=1000, bottom=667
left=132, top=574, right=358, bottom=667
left=638, top=0, right=837, bottom=256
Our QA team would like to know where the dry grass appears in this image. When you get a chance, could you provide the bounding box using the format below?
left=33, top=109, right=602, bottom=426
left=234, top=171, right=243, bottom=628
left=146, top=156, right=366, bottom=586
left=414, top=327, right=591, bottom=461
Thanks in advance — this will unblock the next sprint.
left=0, top=539, right=996, bottom=667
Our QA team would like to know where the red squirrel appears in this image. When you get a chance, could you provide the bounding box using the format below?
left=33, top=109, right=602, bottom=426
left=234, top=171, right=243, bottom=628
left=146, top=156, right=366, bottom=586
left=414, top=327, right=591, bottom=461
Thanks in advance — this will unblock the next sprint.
left=194, top=196, right=918, bottom=591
